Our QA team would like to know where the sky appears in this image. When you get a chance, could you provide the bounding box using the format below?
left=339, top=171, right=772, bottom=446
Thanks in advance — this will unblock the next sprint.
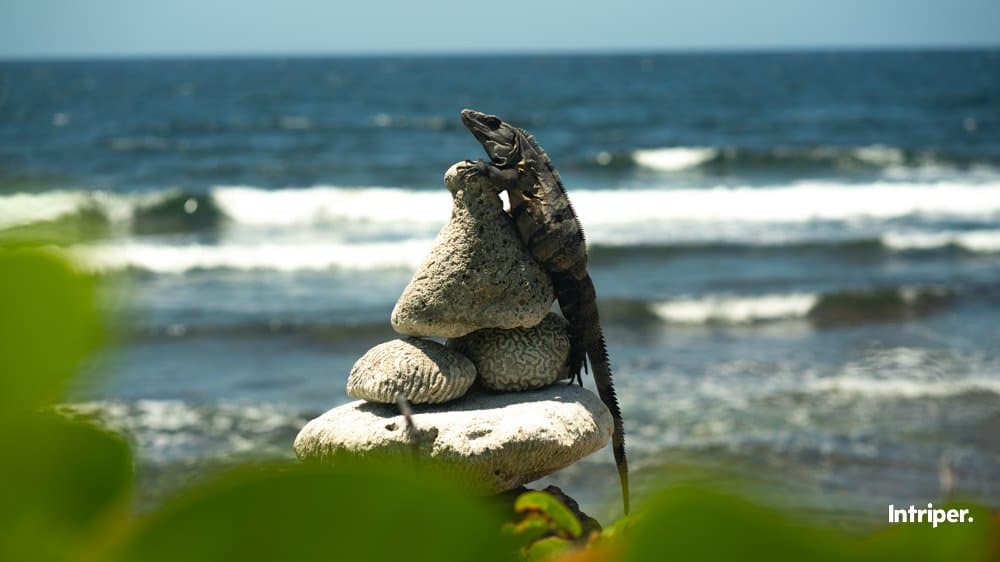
left=1, top=0, right=998, bottom=58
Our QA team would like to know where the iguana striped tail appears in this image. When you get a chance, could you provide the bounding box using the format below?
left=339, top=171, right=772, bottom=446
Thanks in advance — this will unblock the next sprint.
left=553, top=272, right=631, bottom=514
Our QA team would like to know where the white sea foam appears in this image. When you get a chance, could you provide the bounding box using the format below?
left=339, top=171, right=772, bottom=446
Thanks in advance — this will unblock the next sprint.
left=4, top=181, right=1000, bottom=233
left=60, top=400, right=307, bottom=464
left=850, top=146, right=906, bottom=166
left=630, top=145, right=911, bottom=172
left=632, top=147, right=717, bottom=171
left=211, top=186, right=451, bottom=226
left=882, top=230, right=1000, bottom=253
left=75, top=238, right=434, bottom=273
left=207, top=180, right=1000, bottom=235
left=0, top=190, right=148, bottom=229
left=568, top=181, right=1000, bottom=226
left=811, top=376, right=1000, bottom=398
left=0, top=185, right=452, bottom=231
left=651, top=293, right=817, bottom=324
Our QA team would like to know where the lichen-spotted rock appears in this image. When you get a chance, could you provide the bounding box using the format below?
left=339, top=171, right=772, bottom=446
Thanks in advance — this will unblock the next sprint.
left=294, top=385, right=612, bottom=493
left=390, top=162, right=554, bottom=338
left=346, top=338, right=476, bottom=405
left=449, top=312, right=570, bottom=391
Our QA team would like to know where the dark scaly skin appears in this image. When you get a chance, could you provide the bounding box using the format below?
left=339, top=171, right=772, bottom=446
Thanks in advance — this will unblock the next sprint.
left=458, top=109, right=630, bottom=515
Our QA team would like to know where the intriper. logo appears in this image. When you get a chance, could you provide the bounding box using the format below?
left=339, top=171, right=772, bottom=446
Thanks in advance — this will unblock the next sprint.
left=888, top=504, right=975, bottom=528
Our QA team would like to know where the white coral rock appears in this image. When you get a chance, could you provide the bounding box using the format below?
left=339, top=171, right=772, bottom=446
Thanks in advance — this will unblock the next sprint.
left=294, top=385, right=612, bottom=493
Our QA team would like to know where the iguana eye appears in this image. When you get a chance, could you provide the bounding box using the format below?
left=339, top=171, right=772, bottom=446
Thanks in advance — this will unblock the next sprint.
left=485, top=116, right=501, bottom=129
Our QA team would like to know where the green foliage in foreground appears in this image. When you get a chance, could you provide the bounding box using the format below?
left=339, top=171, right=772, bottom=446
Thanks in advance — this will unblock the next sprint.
left=1, top=244, right=996, bottom=562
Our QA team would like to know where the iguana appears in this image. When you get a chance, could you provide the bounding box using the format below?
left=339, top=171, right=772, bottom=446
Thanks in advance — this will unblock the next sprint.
left=458, top=109, right=630, bottom=514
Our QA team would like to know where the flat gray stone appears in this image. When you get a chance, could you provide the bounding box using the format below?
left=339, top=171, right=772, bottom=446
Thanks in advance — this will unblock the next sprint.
left=449, top=312, right=570, bottom=391
left=294, top=385, right=612, bottom=493
left=390, top=162, right=554, bottom=338
left=346, top=338, right=476, bottom=405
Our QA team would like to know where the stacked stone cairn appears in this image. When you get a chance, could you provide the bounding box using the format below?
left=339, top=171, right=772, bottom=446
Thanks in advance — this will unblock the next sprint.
left=294, top=163, right=613, bottom=493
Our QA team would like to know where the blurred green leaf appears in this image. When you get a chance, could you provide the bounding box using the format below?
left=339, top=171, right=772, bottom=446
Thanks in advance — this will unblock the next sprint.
left=0, top=243, right=124, bottom=562
left=525, top=536, right=574, bottom=562
left=624, top=486, right=853, bottom=562
left=515, top=491, right=583, bottom=539
left=0, top=415, right=133, bottom=562
left=598, top=513, right=635, bottom=541
left=111, top=460, right=517, bottom=562
left=504, top=513, right=554, bottom=544
left=0, top=247, right=102, bottom=413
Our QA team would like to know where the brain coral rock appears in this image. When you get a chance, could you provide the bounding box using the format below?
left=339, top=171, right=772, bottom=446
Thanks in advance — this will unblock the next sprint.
left=449, top=312, right=570, bottom=391
left=346, top=337, right=476, bottom=405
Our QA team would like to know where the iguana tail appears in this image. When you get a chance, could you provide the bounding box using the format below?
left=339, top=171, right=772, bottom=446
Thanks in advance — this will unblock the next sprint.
left=593, top=335, right=631, bottom=515
left=554, top=272, right=631, bottom=515
left=552, top=272, right=587, bottom=385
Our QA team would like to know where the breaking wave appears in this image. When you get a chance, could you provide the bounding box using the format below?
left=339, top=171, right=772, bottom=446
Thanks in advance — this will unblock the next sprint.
left=568, top=182, right=1000, bottom=226
left=882, top=230, right=1000, bottom=253
left=626, top=145, right=997, bottom=174
left=210, top=186, right=450, bottom=227
left=4, top=180, right=1000, bottom=233
left=810, top=376, right=1000, bottom=399
left=8, top=180, right=1000, bottom=273
left=61, top=231, right=1000, bottom=275
left=631, top=147, right=718, bottom=171
left=0, top=186, right=451, bottom=232
left=75, top=238, right=434, bottom=273
left=646, top=286, right=953, bottom=326
left=651, top=293, right=816, bottom=324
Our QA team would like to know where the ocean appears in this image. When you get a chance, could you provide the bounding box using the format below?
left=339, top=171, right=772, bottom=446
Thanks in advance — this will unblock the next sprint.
left=2, top=50, right=998, bottom=523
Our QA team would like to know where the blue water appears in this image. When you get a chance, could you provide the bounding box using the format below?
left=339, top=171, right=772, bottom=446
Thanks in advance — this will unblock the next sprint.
left=2, top=50, right=998, bottom=520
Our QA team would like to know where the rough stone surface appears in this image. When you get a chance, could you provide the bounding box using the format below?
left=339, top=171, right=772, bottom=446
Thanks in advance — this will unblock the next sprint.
left=294, top=385, right=612, bottom=493
left=449, top=312, right=570, bottom=391
left=346, top=338, right=476, bottom=404
left=390, top=162, right=554, bottom=338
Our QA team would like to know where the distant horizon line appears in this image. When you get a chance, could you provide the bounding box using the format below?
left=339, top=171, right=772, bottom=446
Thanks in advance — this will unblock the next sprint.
left=2, top=42, right=998, bottom=62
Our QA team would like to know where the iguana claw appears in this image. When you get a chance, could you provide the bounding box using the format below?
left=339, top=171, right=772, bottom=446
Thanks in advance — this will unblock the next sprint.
left=456, top=159, right=488, bottom=180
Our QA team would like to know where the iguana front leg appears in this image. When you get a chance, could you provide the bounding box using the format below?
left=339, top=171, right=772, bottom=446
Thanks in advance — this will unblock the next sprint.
left=456, top=159, right=523, bottom=190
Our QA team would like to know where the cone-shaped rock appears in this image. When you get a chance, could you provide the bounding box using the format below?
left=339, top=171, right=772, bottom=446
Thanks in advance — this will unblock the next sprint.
left=294, top=385, right=612, bottom=493
left=346, top=337, right=476, bottom=405
left=391, top=162, right=554, bottom=338
left=449, top=312, right=570, bottom=391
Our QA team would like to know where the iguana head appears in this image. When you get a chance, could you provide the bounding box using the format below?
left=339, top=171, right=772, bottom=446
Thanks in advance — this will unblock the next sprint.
left=460, top=109, right=521, bottom=167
